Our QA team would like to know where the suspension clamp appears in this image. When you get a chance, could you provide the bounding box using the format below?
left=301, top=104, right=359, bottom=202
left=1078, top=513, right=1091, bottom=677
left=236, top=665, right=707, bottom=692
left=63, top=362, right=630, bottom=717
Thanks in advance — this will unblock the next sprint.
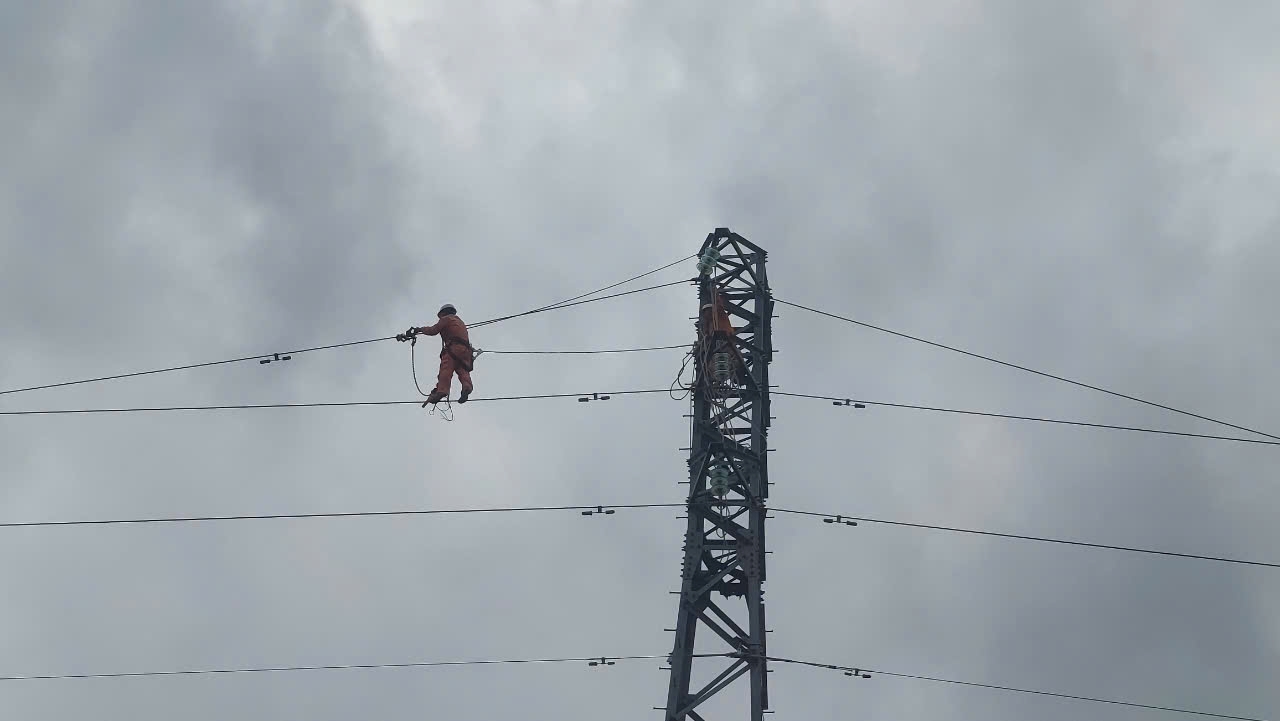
left=588, top=657, right=616, bottom=667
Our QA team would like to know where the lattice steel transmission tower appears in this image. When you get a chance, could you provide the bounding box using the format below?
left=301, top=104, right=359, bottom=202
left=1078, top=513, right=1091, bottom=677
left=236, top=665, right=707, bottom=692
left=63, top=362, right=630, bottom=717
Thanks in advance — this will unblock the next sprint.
left=663, top=228, right=773, bottom=720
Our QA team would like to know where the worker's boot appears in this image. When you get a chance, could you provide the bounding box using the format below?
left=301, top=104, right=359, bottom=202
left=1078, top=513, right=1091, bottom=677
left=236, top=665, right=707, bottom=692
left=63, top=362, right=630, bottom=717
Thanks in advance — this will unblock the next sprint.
left=423, top=389, right=446, bottom=406
left=458, top=386, right=472, bottom=403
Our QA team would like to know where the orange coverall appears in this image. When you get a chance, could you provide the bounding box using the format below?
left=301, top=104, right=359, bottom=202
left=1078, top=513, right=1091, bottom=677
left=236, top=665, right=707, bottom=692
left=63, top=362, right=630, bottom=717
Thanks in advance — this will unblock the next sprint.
left=419, top=314, right=474, bottom=400
left=701, top=292, right=744, bottom=375
left=702, top=292, right=736, bottom=337
left=706, top=293, right=737, bottom=338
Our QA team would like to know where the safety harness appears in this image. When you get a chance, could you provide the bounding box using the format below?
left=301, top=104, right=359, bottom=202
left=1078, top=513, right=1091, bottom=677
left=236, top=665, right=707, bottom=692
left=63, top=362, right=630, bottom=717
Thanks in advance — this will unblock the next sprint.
left=442, top=335, right=476, bottom=372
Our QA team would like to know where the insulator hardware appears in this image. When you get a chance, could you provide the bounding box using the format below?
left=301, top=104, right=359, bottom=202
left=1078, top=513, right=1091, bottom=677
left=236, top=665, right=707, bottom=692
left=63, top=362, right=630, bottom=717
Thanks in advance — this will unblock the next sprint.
left=823, top=515, right=858, bottom=526
left=713, top=352, right=732, bottom=383
left=709, top=465, right=731, bottom=497
left=844, top=669, right=872, bottom=679
left=588, top=657, right=615, bottom=667
left=833, top=399, right=866, bottom=408
left=577, top=392, right=611, bottom=402
left=696, top=247, right=722, bottom=276
left=259, top=353, right=292, bottom=365
left=581, top=506, right=616, bottom=516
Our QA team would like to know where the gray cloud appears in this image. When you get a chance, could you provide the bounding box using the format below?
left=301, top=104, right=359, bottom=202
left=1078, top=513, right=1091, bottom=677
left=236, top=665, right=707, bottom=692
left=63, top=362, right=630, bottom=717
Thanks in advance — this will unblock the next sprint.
left=2, top=1, right=1278, bottom=719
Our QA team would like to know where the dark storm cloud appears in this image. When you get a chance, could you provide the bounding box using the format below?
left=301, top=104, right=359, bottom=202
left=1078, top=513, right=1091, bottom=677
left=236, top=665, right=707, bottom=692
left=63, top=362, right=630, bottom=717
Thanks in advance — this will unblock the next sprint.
left=2, top=1, right=1277, bottom=720
left=0, top=1, right=418, bottom=394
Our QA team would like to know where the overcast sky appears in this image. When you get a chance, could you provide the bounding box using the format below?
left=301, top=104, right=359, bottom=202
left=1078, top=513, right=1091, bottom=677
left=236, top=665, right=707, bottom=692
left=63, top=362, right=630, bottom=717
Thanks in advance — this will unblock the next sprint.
left=2, top=1, right=1278, bottom=719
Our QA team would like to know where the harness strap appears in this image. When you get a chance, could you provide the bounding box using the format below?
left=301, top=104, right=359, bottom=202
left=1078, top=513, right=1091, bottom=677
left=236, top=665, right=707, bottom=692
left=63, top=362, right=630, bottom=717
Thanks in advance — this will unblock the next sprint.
left=443, top=336, right=474, bottom=352
left=441, top=336, right=476, bottom=371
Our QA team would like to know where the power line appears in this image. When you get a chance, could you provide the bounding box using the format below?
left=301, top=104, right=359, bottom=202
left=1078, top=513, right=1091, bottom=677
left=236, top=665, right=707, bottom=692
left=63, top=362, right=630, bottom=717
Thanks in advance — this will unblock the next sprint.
left=9, top=387, right=1275, bottom=453
left=0, top=400, right=418, bottom=416
left=0, top=257, right=694, bottom=398
left=0, top=337, right=390, bottom=399
left=772, top=508, right=1280, bottom=569
left=481, top=344, right=690, bottom=355
left=9, top=388, right=1278, bottom=452
left=0, top=502, right=682, bottom=529
left=9, top=648, right=1257, bottom=720
left=775, top=391, right=1280, bottom=447
left=0, top=389, right=674, bottom=416
left=0, top=653, right=723, bottom=683
left=769, top=656, right=1267, bottom=721
left=468, top=279, right=692, bottom=329
left=469, top=254, right=695, bottom=328
left=0, top=341, right=688, bottom=401
left=7, top=500, right=1272, bottom=571
left=775, top=298, right=1280, bottom=442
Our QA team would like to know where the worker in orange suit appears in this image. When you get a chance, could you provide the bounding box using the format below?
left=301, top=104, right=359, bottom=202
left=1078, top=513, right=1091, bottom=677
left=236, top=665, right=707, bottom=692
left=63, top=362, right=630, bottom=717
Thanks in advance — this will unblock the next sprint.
left=700, top=291, right=744, bottom=379
left=410, top=303, right=474, bottom=405
left=701, top=291, right=736, bottom=338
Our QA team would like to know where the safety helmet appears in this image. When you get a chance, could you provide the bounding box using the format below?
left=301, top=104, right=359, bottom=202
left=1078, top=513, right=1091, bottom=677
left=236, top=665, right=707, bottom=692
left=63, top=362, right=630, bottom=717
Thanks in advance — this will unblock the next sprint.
left=437, top=303, right=457, bottom=317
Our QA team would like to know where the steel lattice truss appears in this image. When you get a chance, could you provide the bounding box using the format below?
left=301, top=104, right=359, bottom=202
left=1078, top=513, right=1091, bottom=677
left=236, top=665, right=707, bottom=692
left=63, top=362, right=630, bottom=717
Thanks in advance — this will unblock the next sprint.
left=663, top=228, right=773, bottom=720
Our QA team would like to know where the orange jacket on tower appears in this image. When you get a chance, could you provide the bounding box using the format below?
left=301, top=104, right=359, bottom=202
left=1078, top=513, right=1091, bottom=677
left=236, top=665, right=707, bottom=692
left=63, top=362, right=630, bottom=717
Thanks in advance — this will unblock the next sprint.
left=701, top=292, right=736, bottom=337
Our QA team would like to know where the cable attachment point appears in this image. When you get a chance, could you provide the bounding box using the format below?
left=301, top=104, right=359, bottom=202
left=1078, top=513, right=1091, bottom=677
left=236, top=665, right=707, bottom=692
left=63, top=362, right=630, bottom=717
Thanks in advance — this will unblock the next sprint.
left=709, top=464, right=731, bottom=498
left=588, top=657, right=616, bottom=667
left=822, top=515, right=858, bottom=527
left=833, top=399, right=866, bottom=408
left=577, top=392, right=612, bottom=403
left=844, top=668, right=872, bottom=679
left=712, top=352, right=733, bottom=384
left=696, top=247, right=722, bottom=276
left=581, top=506, right=616, bottom=516
left=259, top=353, right=292, bottom=365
